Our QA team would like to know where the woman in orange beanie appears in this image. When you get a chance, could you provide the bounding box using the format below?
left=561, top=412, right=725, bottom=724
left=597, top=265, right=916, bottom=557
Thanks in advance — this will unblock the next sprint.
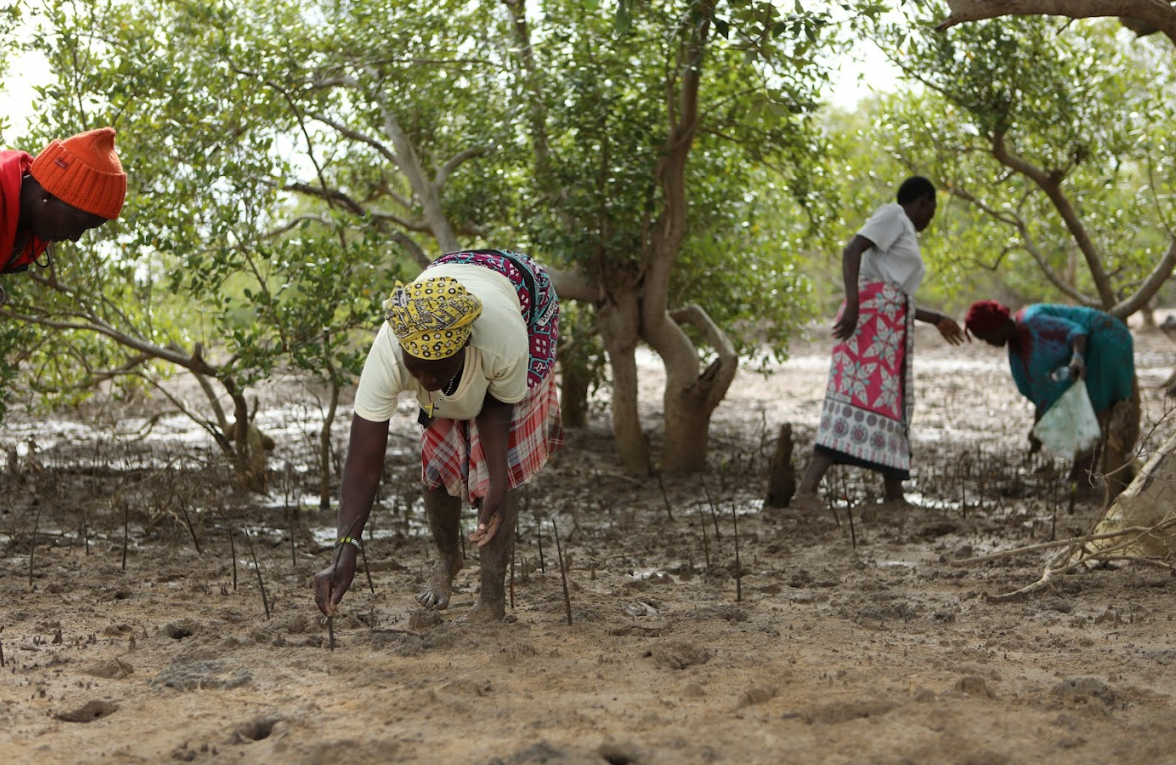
left=0, top=127, right=127, bottom=299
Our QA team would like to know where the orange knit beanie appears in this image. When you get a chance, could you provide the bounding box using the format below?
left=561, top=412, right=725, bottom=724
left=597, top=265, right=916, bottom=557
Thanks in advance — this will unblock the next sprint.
left=30, top=127, right=127, bottom=220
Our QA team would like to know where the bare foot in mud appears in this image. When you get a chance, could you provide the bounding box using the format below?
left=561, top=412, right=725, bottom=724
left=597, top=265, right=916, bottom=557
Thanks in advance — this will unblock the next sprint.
left=457, top=597, right=506, bottom=624
left=417, top=559, right=462, bottom=610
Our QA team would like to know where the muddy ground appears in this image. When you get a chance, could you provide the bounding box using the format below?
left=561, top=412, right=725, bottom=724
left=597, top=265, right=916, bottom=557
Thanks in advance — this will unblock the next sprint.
left=2, top=320, right=1175, bottom=765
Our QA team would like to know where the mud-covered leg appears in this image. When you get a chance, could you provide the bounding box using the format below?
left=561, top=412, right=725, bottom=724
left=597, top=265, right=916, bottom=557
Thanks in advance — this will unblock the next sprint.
left=416, top=485, right=463, bottom=610
left=883, top=476, right=905, bottom=503
left=789, top=452, right=833, bottom=513
left=462, top=490, right=520, bottom=623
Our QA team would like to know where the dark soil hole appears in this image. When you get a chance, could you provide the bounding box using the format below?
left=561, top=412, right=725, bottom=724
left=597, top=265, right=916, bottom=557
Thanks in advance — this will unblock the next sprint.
left=56, top=700, right=119, bottom=723
left=235, top=717, right=278, bottom=742
left=163, top=622, right=197, bottom=639
left=598, top=743, right=642, bottom=765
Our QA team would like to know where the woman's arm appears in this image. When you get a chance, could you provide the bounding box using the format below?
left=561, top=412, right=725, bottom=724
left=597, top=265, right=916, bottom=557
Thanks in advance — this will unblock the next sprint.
left=470, top=393, right=513, bottom=547
left=832, top=235, right=873, bottom=340
left=914, top=308, right=969, bottom=346
left=313, top=414, right=390, bottom=616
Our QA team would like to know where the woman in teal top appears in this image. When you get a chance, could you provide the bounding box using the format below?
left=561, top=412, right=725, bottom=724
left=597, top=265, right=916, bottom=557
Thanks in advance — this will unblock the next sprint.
left=964, top=300, right=1135, bottom=490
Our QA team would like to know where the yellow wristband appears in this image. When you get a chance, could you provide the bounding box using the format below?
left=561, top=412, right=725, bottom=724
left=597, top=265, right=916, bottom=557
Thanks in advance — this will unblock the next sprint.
left=335, top=536, right=360, bottom=549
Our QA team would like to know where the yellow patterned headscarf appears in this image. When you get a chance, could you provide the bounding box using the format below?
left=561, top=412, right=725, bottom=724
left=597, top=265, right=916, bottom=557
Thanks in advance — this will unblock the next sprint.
left=383, top=276, right=483, bottom=360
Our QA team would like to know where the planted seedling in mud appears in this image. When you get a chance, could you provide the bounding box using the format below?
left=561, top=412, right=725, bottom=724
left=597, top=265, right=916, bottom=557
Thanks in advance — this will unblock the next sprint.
left=28, top=495, right=44, bottom=588
left=700, top=476, right=722, bottom=541
left=359, top=538, right=375, bottom=594
left=841, top=470, right=857, bottom=550
left=229, top=528, right=238, bottom=591
left=242, top=529, right=270, bottom=620
left=698, top=503, right=711, bottom=573
left=326, top=515, right=364, bottom=650
left=552, top=518, right=572, bottom=625
left=174, top=494, right=202, bottom=555
left=283, top=466, right=299, bottom=570
left=509, top=517, right=517, bottom=610
left=656, top=471, right=675, bottom=522
left=121, top=499, right=129, bottom=571
left=730, top=501, right=742, bottom=603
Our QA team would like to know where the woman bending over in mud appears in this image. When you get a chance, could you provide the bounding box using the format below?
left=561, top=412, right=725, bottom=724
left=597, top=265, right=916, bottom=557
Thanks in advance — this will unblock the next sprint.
left=1, top=127, right=126, bottom=303
left=792, top=176, right=968, bottom=511
left=965, top=300, right=1137, bottom=498
left=315, top=249, right=561, bottom=623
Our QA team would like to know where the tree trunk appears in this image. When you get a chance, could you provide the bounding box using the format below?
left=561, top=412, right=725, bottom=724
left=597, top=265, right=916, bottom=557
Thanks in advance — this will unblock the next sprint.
left=1100, top=375, right=1141, bottom=506
left=662, top=383, right=713, bottom=473
left=658, top=305, right=739, bottom=473
left=559, top=354, right=591, bottom=429
left=319, top=381, right=341, bottom=510
left=224, top=384, right=267, bottom=494
left=640, top=2, right=731, bottom=474
left=1140, top=298, right=1157, bottom=329
left=764, top=423, right=797, bottom=509
left=597, top=291, right=649, bottom=475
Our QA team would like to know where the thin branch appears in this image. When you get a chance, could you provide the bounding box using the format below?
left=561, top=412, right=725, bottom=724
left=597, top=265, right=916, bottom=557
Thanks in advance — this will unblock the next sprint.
left=951, top=517, right=1176, bottom=566
left=310, top=112, right=401, bottom=167
left=262, top=214, right=336, bottom=240
left=434, top=145, right=492, bottom=189
left=991, top=131, right=1116, bottom=306
left=0, top=309, right=217, bottom=376
left=948, top=185, right=1098, bottom=305
left=283, top=182, right=368, bottom=216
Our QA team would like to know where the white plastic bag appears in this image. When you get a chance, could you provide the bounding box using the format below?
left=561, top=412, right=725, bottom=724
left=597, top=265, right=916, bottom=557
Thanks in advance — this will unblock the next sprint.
left=1032, top=381, right=1102, bottom=458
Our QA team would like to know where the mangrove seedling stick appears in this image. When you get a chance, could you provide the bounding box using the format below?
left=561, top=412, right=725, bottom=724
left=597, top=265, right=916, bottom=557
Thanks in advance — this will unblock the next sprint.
left=701, top=477, right=722, bottom=541
left=359, top=539, right=375, bottom=594
left=509, top=517, right=517, bottom=610
left=121, top=499, right=129, bottom=571
left=552, top=519, right=572, bottom=626
left=731, top=503, right=742, bottom=603
left=699, top=504, right=711, bottom=573
left=229, top=529, right=238, bottom=591
left=242, top=529, right=270, bottom=620
left=28, top=499, right=44, bottom=588
left=656, top=471, right=675, bottom=522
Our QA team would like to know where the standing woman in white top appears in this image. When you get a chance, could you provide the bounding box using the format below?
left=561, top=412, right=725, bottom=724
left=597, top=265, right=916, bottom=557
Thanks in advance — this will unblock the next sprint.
left=315, top=249, right=561, bottom=623
left=793, top=177, right=967, bottom=510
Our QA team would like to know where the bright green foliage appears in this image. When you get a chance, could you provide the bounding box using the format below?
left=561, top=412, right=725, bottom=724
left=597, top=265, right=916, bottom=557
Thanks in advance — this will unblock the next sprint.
left=870, top=8, right=1176, bottom=315
left=2, top=0, right=402, bottom=468
left=502, top=1, right=884, bottom=360
left=0, top=0, right=890, bottom=473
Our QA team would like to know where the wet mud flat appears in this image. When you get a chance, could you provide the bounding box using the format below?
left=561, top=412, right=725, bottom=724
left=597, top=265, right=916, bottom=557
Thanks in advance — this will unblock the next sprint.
left=1, top=323, right=1175, bottom=764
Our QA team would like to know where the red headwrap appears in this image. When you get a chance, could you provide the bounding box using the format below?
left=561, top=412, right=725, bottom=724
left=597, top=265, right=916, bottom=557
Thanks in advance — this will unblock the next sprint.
left=965, top=300, right=1012, bottom=333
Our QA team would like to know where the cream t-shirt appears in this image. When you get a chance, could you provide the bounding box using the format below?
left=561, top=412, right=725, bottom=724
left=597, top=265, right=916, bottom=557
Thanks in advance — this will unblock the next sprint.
left=856, top=202, right=926, bottom=296
left=353, top=264, right=530, bottom=422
